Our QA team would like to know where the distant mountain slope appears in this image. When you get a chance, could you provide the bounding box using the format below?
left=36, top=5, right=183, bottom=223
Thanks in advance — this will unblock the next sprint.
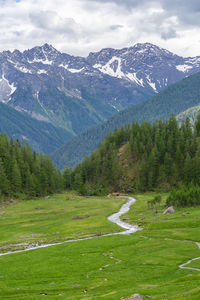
left=1, top=42, right=200, bottom=138
left=52, top=71, right=200, bottom=168
left=0, top=102, right=72, bottom=153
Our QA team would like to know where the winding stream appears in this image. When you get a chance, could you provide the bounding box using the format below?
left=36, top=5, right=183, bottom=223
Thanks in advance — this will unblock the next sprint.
left=1, top=196, right=199, bottom=273
left=179, top=242, right=200, bottom=272
left=0, top=196, right=139, bottom=256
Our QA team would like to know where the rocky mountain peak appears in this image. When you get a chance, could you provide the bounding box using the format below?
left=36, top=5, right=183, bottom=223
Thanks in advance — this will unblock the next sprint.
left=0, top=42, right=200, bottom=135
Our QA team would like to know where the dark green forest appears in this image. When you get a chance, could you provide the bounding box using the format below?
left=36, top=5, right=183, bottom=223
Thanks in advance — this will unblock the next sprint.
left=0, top=134, right=63, bottom=198
left=68, top=114, right=200, bottom=203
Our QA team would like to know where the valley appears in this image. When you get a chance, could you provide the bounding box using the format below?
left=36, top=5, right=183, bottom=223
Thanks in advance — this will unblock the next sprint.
left=1, top=1, right=200, bottom=299
left=0, top=192, right=200, bottom=299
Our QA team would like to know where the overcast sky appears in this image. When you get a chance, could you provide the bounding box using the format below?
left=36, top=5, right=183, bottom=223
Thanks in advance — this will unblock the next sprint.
left=0, top=0, right=200, bottom=57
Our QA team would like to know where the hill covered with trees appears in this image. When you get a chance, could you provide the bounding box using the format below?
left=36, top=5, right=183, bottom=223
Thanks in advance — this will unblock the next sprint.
left=0, top=102, right=73, bottom=154
left=52, top=71, right=200, bottom=169
left=0, top=134, right=63, bottom=198
left=68, top=114, right=200, bottom=199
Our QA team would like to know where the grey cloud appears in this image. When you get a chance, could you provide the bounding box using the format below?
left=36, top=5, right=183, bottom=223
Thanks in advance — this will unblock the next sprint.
left=88, top=0, right=200, bottom=26
left=86, top=0, right=146, bottom=8
left=89, top=0, right=200, bottom=10
left=160, top=27, right=178, bottom=40
left=29, top=10, right=81, bottom=38
left=109, top=24, right=124, bottom=31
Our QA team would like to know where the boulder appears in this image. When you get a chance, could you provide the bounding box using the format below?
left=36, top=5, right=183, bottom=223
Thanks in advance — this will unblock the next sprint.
left=163, top=206, right=175, bottom=215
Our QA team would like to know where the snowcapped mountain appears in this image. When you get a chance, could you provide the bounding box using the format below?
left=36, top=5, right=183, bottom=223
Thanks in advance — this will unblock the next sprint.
left=88, top=43, right=200, bottom=92
left=0, top=42, right=200, bottom=136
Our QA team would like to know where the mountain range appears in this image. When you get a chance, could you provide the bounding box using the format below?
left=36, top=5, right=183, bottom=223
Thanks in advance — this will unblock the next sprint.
left=1, top=42, right=200, bottom=155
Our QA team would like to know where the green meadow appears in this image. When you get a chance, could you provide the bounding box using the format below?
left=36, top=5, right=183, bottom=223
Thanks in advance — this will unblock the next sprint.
left=0, top=192, right=200, bottom=299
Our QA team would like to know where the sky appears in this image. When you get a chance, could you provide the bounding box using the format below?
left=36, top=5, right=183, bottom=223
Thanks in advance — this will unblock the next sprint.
left=0, top=0, right=200, bottom=57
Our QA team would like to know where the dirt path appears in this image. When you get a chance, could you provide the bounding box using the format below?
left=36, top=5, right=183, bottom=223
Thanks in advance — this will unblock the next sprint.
left=0, top=196, right=139, bottom=256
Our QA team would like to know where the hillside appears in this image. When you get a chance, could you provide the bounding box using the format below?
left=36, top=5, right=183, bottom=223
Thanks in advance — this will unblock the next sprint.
left=0, top=102, right=72, bottom=154
left=52, top=71, right=200, bottom=168
left=69, top=113, right=200, bottom=195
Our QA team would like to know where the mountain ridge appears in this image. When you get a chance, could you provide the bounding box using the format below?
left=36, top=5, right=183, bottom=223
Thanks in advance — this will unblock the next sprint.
left=1, top=42, right=200, bottom=135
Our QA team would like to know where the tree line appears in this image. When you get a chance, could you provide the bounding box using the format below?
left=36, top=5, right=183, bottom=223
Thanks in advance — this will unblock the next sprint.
left=0, top=134, right=63, bottom=198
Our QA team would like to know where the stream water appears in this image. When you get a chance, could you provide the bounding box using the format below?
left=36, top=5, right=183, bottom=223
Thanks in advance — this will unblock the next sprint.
left=0, top=196, right=139, bottom=256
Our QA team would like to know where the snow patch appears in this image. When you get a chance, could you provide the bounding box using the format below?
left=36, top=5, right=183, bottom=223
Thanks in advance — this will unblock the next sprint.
left=93, top=57, right=144, bottom=86
left=59, top=63, right=68, bottom=70
left=176, top=64, right=193, bottom=72
left=111, top=104, right=119, bottom=112
left=37, top=69, right=47, bottom=74
left=15, top=65, right=32, bottom=74
left=93, top=56, right=124, bottom=78
left=0, top=73, right=16, bottom=103
left=68, top=67, right=85, bottom=73
left=147, top=75, right=157, bottom=92
left=29, top=58, right=53, bottom=65
left=126, top=72, right=144, bottom=86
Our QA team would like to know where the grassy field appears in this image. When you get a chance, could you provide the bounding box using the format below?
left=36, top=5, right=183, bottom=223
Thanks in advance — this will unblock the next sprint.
left=0, top=192, right=200, bottom=299
left=0, top=192, right=125, bottom=252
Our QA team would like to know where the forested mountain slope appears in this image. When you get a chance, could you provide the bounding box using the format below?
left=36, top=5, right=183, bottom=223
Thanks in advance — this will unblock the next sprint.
left=52, top=71, right=200, bottom=168
left=69, top=115, right=200, bottom=195
left=0, top=102, right=72, bottom=153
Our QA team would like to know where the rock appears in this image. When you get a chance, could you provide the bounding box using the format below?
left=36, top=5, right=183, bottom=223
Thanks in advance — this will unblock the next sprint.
left=163, top=206, right=175, bottom=215
left=53, top=232, right=60, bottom=235
left=72, top=215, right=89, bottom=220
left=9, top=199, right=14, bottom=203
left=122, top=294, right=144, bottom=300
left=40, top=293, right=47, bottom=296
left=182, top=213, right=186, bottom=217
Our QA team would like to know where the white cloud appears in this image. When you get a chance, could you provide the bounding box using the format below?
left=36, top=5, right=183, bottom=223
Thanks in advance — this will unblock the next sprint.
left=0, top=0, right=199, bottom=57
